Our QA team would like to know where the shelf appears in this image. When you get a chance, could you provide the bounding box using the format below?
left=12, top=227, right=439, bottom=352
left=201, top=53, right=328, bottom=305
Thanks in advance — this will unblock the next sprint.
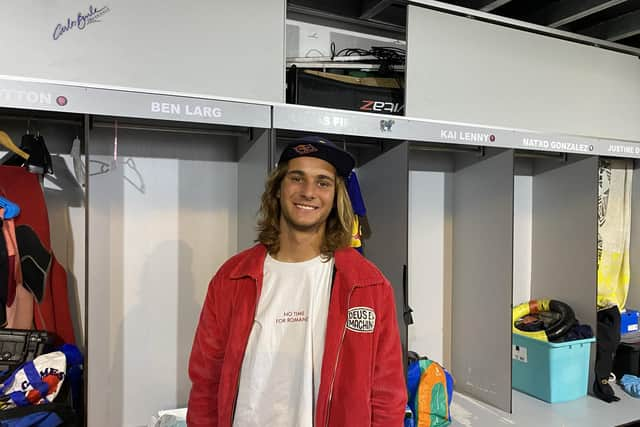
left=272, top=103, right=640, bottom=159
left=0, top=76, right=271, bottom=129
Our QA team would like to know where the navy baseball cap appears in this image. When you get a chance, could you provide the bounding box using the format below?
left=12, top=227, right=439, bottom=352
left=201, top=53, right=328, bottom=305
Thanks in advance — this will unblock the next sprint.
left=279, top=136, right=355, bottom=178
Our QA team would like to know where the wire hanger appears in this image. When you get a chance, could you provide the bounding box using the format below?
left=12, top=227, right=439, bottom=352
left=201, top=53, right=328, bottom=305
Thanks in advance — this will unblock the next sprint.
left=111, top=119, right=119, bottom=170
left=0, top=131, right=29, bottom=160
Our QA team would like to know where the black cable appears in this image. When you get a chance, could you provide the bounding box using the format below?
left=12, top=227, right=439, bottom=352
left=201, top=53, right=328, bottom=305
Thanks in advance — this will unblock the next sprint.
left=336, top=48, right=371, bottom=57
left=329, top=45, right=406, bottom=76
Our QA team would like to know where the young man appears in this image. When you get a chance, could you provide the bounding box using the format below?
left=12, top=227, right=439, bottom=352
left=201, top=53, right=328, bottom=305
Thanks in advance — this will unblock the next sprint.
left=187, top=135, right=406, bottom=427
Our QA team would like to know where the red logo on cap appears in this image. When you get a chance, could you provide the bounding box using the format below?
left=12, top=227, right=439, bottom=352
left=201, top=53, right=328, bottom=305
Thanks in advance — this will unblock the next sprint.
left=293, top=144, right=319, bottom=155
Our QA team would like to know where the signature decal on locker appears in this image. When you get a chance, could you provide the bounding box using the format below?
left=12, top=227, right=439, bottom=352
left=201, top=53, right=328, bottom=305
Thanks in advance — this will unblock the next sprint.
left=347, top=307, right=376, bottom=333
left=53, top=5, right=111, bottom=41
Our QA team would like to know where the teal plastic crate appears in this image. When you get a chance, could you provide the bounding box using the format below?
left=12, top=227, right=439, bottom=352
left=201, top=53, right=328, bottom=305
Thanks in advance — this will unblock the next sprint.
left=512, top=333, right=595, bottom=403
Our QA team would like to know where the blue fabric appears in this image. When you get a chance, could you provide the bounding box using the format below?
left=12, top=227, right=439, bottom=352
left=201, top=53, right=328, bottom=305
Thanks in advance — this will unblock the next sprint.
left=346, top=172, right=366, bottom=216
left=0, top=363, right=23, bottom=395
left=0, top=197, right=20, bottom=219
left=406, top=358, right=454, bottom=424
left=445, top=369, right=454, bottom=407
left=9, top=390, right=30, bottom=407
left=404, top=404, right=415, bottom=427
left=406, top=361, right=422, bottom=414
left=5, top=361, right=49, bottom=407
left=23, top=363, right=49, bottom=404
left=0, top=411, right=63, bottom=427
left=620, top=374, right=640, bottom=398
left=58, top=345, right=82, bottom=367
left=58, top=344, right=83, bottom=411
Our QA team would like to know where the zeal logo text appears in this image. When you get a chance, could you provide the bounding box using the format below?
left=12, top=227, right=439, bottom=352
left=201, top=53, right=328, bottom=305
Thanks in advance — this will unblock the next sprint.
left=360, top=100, right=404, bottom=114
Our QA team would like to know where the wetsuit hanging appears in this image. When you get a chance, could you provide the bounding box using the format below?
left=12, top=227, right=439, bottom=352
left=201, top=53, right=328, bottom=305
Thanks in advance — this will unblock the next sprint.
left=593, top=305, right=621, bottom=403
left=0, top=166, right=75, bottom=344
left=15, top=225, right=52, bottom=303
left=0, top=206, right=33, bottom=330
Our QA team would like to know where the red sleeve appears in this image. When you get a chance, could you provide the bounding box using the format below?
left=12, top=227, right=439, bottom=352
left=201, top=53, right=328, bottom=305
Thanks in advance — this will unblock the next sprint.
left=187, top=273, right=227, bottom=427
left=51, top=257, right=75, bottom=344
left=33, top=256, right=76, bottom=346
left=371, top=282, right=407, bottom=427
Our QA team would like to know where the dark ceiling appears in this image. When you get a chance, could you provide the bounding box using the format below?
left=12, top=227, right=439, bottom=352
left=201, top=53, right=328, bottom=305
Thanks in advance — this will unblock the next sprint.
left=288, top=0, right=640, bottom=54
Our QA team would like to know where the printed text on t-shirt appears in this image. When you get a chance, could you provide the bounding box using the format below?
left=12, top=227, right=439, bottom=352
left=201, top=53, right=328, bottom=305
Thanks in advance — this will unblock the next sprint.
left=276, top=311, right=308, bottom=324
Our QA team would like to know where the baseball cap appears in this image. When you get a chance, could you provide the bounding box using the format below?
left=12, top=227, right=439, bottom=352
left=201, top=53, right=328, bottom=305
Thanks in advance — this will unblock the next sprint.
left=278, top=135, right=355, bottom=178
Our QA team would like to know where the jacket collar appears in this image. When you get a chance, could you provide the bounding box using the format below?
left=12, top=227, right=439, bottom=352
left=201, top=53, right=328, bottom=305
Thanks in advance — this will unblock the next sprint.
left=334, top=247, right=384, bottom=287
left=229, top=244, right=267, bottom=280
left=229, top=243, right=383, bottom=288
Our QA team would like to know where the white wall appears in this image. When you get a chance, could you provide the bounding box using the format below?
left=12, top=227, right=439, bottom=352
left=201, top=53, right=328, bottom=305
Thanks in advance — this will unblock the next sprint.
left=408, top=170, right=533, bottom=365
left=45, top=154, right=86, bottom=346
left=88, top=129, right=238, bottom=427
left=408, top=171, right=446, bottom=363
left=513, top=175, right=532, bottom=306
left=406, top=6, right=640, bottom=141
left=286, top=19, right=404, bottom=59
left=0, top=0, right=285, bottom=102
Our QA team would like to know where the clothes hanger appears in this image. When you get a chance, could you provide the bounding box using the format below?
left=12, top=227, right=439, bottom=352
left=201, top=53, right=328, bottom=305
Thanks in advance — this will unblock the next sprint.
left=30, top=130, right=53, bottom=175
left=0, top=125, right=53, bottom=175
left=70, top=135, right=85, bottom=187
left=0, top=131, right=29, bottom=160
left=110, top=120, right=118, bottom=170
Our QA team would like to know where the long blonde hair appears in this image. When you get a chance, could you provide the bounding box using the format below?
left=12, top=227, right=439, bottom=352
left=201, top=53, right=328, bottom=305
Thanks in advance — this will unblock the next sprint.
left=257, top=162, right=354, bottom=258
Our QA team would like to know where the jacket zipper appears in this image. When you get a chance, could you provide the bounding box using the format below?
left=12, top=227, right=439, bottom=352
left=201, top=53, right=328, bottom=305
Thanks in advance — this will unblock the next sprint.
left=230, top=276, right=261, bottom=426
left=324, top=286, right=355, bottom=427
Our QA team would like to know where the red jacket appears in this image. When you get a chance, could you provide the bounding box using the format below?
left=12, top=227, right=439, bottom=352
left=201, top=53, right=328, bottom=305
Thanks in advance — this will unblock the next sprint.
left=188, top=244, right=406, bottom=427
left=0, top=166, right=75, bottom=345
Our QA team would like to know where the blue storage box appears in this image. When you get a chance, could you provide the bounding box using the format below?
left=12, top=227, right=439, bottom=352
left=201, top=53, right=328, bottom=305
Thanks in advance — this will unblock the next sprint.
left=512, top=334, right=595, bottom=403
left=621, top=310, right=639, bottom=334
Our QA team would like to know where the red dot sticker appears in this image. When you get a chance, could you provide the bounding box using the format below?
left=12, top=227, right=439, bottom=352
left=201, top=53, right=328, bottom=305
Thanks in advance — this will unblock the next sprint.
left=490, top=134, right=495, bottom=142
left=56, top=96, right=68, bottom=106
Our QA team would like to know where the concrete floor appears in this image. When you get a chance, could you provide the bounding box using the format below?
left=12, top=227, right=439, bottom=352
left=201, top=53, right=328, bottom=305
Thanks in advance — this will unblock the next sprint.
left=450, top=385, right=640, bottom=427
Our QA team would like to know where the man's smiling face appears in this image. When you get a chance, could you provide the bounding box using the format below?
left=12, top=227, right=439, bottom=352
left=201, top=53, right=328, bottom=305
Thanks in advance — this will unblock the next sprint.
left=279, top=156, right=337, bottom=233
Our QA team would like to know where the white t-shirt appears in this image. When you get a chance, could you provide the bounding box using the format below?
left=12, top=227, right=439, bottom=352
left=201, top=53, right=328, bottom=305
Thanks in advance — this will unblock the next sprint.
left=232, top=254, right=334, bottom=427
